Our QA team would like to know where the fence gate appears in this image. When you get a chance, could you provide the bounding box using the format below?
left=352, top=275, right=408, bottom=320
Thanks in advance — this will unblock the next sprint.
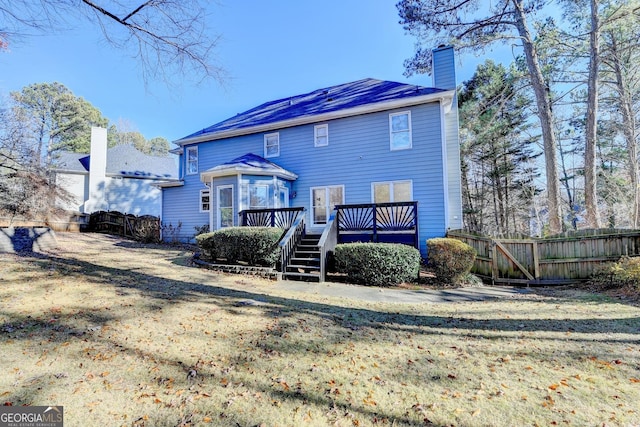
left=448, top=229, right=640, bottom=286
left=489, top=238, right=539, bottom=285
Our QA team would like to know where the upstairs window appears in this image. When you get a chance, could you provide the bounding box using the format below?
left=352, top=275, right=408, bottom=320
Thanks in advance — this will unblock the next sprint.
left=389, top=111, right=412, bottom=150
left=186, top=146, right=198, bottom=175
left=264, top=133, right=280, bottom=158
left=314, top=124, right=328, bottom=147
left=200, top=189, right=210, bottom=212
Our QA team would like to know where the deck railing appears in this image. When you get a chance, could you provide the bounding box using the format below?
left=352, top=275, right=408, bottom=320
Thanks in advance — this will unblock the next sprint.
left=318, top=210, right=339, bottom=282
left=335, top=201, right=419, bottom=249
left=278, top=210, right=306, bottom=277
left=239, top=207, right=305, bottom=229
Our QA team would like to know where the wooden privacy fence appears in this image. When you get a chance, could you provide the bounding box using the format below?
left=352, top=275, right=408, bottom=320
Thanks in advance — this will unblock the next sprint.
left=447, top=229, right=640, bottom=285
left=88, top=211, right=160, bottom=241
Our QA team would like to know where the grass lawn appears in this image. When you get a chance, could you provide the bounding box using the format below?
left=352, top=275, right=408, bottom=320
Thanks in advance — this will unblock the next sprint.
left=1, top=232, right=639, bottom=427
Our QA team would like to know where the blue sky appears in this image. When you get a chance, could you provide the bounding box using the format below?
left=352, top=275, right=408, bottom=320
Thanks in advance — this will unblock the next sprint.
left=0, top=1, right=505, bottom=144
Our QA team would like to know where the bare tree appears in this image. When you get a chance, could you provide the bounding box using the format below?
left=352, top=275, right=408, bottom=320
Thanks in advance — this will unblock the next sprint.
left=0, top=0, right=224, bottom=84
left=398, top=0, right=564, bottom=234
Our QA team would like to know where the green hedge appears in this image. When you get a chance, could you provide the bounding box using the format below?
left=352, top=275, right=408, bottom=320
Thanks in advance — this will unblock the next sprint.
left=426, top=238, right=476, bottom=284
left=334, top=243, right=421, bottom=286
left=195, top=227, right=284, bottom=266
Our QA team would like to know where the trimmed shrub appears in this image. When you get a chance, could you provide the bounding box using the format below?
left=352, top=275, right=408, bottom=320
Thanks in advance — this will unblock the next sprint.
left=427, top=238, right=476, bottom=284
left=591, top=256, right=640, bottom=290
left=334, top=243, right=421, bottom=286
left=196, top=227, right=284, bottom=266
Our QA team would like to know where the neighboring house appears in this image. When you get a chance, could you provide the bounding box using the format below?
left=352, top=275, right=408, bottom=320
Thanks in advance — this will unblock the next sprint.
left=54, top=127, right=178, bottom=217
left=160, top=45, right=462, bottom=278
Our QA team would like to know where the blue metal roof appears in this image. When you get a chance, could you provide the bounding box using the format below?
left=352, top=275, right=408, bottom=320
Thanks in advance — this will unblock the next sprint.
left=180, top=78, right=445, bottom=141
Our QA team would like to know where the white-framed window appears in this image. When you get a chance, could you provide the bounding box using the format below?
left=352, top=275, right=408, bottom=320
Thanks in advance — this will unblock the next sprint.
left=200, top=189, right=210, bottom=212
left=186, top=146, right=198, bottom=174
left=249, top=184, right=269, bottom=209
left=311, top=185, right=344, bottom=226
left=372, top=180, right=413, bottom=203
left=264, top=132, right=280, bottom=158
left=217, top=185, right=234, bottom=228
left=314, top=124, right=328, bottom=147
left=389, top=111, right=412, bottom=150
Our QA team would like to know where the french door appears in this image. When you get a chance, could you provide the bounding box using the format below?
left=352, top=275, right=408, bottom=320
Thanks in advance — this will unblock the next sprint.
left=311, top=186, right=344, bottom=226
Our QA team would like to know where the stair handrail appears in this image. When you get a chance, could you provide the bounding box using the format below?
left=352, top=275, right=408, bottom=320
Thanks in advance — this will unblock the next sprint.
left=318, top=209, right=339, bottom=283
left=278, top=209, right=306, bottom=277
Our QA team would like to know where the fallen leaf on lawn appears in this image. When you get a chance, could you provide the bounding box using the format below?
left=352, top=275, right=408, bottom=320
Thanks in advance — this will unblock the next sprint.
left=548, top=384, right=559, bottom=391
left=630, top=378, right=640, bottom=383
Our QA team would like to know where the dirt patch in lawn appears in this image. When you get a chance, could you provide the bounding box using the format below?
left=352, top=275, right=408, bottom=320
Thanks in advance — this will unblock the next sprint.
left=1, top=232, right=639, bottom=427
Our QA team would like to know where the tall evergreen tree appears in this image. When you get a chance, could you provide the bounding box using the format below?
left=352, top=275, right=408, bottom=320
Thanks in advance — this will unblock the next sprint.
left=397, top=0, right=564, bottom=233
left=10, top=82, right=108, bottom=166
left=459, top=60, right=541, bottom=235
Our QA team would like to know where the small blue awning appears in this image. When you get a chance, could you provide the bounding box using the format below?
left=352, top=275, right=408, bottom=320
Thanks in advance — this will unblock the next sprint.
left=200, top=153, right=298, bottom=182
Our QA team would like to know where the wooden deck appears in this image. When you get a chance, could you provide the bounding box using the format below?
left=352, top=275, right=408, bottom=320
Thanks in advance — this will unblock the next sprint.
left=240, top=202, right=419, bottom=282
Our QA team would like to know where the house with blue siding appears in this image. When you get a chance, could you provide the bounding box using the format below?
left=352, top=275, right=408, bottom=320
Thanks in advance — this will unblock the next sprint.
left=159, top=46, right=462, bottom=281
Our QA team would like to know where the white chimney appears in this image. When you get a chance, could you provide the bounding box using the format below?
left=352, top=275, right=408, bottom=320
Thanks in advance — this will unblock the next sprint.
left=84, top=127, right=108, bottom=213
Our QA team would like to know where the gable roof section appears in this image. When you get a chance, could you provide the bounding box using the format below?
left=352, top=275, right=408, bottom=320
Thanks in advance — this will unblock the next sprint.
left=55, top=152, right=89, bottom=173
left=177, top=78, right=453, bottom=145
left=106, top=144, right=177, bottom=179
left=54, top=145, right=178, bottom=180
left=200, top=153, right=298, bottom=181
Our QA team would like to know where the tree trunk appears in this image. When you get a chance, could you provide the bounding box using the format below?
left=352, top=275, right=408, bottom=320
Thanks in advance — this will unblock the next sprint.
left=584, top=0, right=601, bottom=228
left=512, top=0, right=563, bottom=234
left=609, top=34, right=640, bottom=227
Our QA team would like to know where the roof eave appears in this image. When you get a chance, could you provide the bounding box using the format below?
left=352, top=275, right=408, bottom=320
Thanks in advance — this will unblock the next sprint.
left=106, top=172, right=178, bottom=180
left=200, top=166, right=298, bottom=182
left=175, top=90, right=455, bottom=146
left=52, top=168, right=88, bottom=175
left=153, top=180, right=185, bottom=188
